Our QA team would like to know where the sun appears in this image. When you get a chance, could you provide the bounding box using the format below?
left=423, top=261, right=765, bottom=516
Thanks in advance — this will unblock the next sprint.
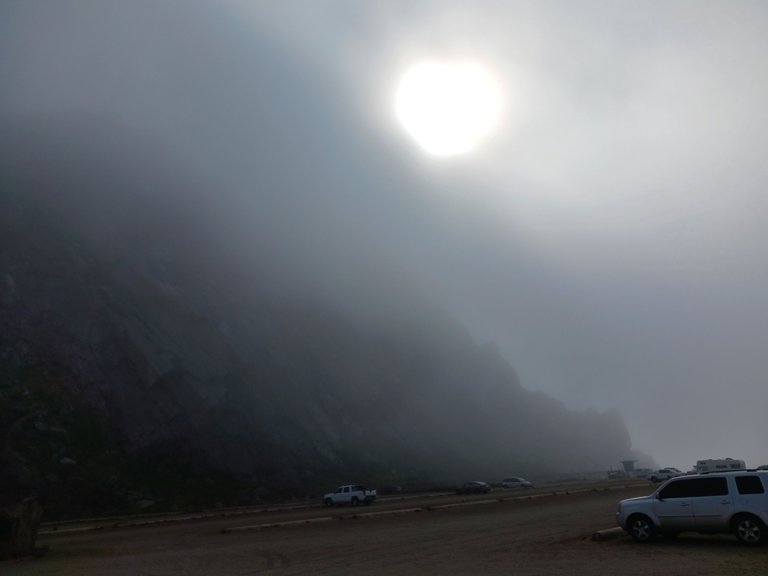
left=395, top=60, right=502, bottom=156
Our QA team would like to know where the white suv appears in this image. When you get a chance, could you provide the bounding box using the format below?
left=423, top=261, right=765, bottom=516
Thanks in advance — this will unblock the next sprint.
left=616, top=471, right=768, bottom=545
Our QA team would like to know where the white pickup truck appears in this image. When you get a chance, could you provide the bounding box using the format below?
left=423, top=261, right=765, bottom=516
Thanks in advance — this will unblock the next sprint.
left=323, top=484, right=377, bottom=507
left=648, top=468, right=683, bottom=483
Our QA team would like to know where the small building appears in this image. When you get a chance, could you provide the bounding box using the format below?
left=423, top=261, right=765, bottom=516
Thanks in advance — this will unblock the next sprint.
left=620, top=460, right=637, bottom=474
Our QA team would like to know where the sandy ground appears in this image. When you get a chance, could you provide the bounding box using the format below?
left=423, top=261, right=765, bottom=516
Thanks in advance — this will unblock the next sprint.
left=4, top=485, right=767, bottom=575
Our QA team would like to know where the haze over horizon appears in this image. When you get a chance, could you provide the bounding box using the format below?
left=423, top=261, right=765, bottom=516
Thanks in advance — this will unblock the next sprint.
left=2, top=0, right=767, bottom=472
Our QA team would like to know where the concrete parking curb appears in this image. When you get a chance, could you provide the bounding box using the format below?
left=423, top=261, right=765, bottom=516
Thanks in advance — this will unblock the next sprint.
left=222, top=507, right=429, bottom=532
left=592, top=527, right=623, bottom=541
left=221, top=517, right=334, bottom=532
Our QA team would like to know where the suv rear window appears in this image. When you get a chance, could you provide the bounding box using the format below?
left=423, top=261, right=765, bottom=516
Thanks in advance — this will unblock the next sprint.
left=659, top=477, right=728, bottom=499
left=735, top=476, right=765, bottom=495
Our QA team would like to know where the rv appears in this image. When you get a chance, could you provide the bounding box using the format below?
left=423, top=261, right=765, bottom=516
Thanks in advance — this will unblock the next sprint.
left=695, top=458, right=746, bottom=473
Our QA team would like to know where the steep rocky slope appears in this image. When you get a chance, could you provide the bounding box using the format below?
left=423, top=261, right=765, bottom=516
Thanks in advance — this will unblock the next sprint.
left=1, top=119, right=639, bottom=518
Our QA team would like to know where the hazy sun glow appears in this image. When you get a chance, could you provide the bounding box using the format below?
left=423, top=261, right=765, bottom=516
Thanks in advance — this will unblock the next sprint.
left=395, top=60, right=502, bottom=156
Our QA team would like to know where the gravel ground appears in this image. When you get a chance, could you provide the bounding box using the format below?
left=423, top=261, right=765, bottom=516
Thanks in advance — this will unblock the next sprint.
left=4, top=485, right=767, bottom=575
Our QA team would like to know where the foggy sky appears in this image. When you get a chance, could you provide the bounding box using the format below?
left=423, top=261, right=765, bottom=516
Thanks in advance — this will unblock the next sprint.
left=2, top=0, right=767, bottom=470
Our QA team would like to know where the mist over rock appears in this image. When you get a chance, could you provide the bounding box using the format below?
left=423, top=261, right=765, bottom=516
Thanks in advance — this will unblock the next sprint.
left=0, top=118, right=645, bottom=518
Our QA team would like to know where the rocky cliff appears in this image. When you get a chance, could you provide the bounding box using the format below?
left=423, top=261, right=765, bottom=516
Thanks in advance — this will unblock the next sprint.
left=0, top=118, right=640, bottom=518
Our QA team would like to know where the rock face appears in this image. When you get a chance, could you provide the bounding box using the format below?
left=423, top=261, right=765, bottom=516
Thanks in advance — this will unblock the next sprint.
left=0, top=498, right=43, bottom=559
left=0, top=119, right=640, bottom=518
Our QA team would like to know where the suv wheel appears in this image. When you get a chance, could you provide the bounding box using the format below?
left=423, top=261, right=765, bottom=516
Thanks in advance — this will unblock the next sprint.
left=733, top=515, right=765, bottom=546
left=628, top=514, right=656, bottom=543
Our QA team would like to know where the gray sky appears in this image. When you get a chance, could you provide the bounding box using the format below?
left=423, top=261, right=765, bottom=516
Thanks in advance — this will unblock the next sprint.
left=3, top=0, right=767, bottom=470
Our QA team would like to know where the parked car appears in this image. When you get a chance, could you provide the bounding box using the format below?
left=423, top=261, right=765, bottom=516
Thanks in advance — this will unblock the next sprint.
left=634, top=468, right=652, bottom=479
left=502, top=477, right=533, bottom=489
left=456, top=481, right=491, bottom=494
left=323, top=484, right=377, bottom=506
left=648, top=468, right=683, bottom=483
left=616, top=471, right=768, bottom=545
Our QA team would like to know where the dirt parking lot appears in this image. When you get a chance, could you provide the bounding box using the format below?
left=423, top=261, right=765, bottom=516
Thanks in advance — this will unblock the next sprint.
left=4, top=485, right=767, bottom=575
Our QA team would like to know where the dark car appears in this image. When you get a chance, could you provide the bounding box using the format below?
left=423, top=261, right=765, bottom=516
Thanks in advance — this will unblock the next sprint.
left=456, top=481, right=492, bottom=494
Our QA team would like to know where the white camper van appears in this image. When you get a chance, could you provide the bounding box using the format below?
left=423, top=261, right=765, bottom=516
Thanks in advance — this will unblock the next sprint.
left=695, top=458, right=746, bottom=473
